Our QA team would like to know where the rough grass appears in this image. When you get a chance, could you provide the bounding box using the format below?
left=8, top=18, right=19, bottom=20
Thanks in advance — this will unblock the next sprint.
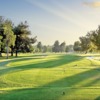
left=0, top=53, right=100, bottom=100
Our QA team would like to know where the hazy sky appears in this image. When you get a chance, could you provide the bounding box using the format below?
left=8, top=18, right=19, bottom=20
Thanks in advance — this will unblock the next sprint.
left=0, top=0, right=100, bottom=45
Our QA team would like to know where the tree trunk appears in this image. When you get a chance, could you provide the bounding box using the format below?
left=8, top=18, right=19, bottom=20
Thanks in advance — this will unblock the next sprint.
left=15, top=50, right=18, bottom=57
left=11, top=46, right=14, bottom=56
left=6, top=44, right=9, bottom=59
left=0, top=46, right=3, bottom=57
left=11, top=51, right=13, bottom=56
left=0, top=52, right=2, bottom=57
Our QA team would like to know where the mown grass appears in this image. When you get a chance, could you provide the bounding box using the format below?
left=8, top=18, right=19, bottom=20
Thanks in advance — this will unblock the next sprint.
left=0, top=53, right=100, bottom=100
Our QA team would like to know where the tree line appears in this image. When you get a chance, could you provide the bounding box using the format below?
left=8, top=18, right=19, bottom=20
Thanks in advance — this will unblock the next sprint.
left=35, top=40, right=73, bottom=53
left=0, top=16, right=37, bottom=58
left=74, top=25, right=100, bottom=53
left=0, top=16, right=74, bottom=59
left=2, top=16, right=99, bottom=58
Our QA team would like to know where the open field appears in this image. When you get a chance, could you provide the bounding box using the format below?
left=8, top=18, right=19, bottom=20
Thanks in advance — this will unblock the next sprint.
left=0, top=53, right=100, bottom=100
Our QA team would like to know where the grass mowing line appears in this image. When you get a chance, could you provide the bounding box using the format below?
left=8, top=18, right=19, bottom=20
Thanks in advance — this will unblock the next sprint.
left=0, top=53, right=53, bottom=68
left=1, top=75, right=37, bottom=87
left=0, top=87, right=99, bottom=100
left=0, top=54, right=59, bottom=76
left=7, top=55, right=62, bottom=68
left=1, top=56, right=46, bottom=67
left=0, top=69, right=87, bottom=86
left=0, top=60, right=11, bottom=68
left=1, top=66, right=98, bottom=87
left=0, top=86, right=100, bottom=96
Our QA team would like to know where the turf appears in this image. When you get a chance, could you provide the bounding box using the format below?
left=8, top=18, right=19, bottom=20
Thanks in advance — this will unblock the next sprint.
left=0, top=53, right=100, bottom=100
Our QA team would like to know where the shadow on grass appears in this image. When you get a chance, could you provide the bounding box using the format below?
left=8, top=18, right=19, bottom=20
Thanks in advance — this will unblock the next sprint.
left=0, top=57, right=44, bottom=76
left=0, top=55, right=83, bottom=76
left=83, top=76, right=100, bottom=87
left=11, top=55, right=82, bottom=69
left=0, top=68, right=100, bottom=100
left=0, top=54, right=46, bottom=59
left=0, top=54, right=47, bottom=66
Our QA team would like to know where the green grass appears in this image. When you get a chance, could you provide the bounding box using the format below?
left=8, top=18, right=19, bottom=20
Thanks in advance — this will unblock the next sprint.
left=0, top=53, right=100, bottom=100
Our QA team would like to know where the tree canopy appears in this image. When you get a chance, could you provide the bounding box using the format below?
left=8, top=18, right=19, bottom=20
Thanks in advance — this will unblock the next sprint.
left=74, top=25, right=100, bottom=53
left=0, top=16, right=37, bottom=58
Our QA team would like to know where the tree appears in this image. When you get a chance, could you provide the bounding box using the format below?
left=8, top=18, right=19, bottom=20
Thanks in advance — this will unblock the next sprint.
left=73, top=41, right=81, bottom=52
left=79, top=36, right=90, bottom=52
left=85, top=32, right=97, bottom=52
left=74, top=25, right=100, bottom=53
left=0, top=35, right=3, bottom=56
left=89, top=26, right=100, bottom=50
left=42, top=46, right=47, bottom=53
left=79, top=31, right=97, bottom=53
left=0, top=16, right=5, bottom=56
left=66, top=45, right=74, bottom=52
left=59, top=42, right=66, bottom=52
left=13, top=21, right=37, bottom=57
left=0, top=31, right=3, bottom=57
left=48, top=45, right=52, bottom=52
left=0, top=17, right=37, bottom=57
left=37, top=42, right=42, bottom=52
left=52, top=40, right=60, bottom=52
left=3, top=19, right=16, bottom=59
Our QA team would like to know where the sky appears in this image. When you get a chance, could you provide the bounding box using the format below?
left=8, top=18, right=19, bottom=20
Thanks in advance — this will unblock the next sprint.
left=0, top=0, right=100, bottom=45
